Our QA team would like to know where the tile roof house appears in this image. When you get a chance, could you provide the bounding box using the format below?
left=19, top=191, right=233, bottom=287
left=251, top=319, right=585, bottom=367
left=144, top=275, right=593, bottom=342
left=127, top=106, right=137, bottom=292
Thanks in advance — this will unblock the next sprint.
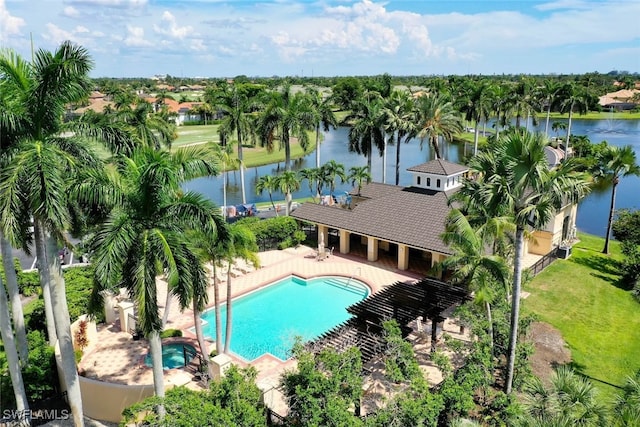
left=292, top=158, right=577, bottom=273
left=292, top=159, right=468, bottom=272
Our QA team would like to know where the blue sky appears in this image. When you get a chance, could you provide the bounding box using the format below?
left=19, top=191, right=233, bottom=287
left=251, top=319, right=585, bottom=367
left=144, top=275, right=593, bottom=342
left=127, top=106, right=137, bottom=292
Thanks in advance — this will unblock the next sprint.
left=1, top=0, right=639, bottom=78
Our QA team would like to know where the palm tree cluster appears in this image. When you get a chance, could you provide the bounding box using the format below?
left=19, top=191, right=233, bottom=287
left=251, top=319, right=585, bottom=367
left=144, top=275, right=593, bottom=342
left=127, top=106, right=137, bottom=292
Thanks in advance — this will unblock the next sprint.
left=0, top=42, right=254, bottom=423
left=447, top=129, right=591, bottom=394
left=257, top=160, right=372, bottom=215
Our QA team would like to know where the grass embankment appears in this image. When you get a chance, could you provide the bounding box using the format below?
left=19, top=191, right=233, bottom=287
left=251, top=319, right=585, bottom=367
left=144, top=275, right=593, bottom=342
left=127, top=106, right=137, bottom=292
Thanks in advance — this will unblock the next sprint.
left=523, top=232, right=640, bottom=399
left=173, top=125, right=318, bottom=170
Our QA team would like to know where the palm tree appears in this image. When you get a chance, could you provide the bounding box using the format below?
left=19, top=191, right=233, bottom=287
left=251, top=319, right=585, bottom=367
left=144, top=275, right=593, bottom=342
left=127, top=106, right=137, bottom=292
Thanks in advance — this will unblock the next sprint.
left=257, top=84, right=314, bottom=171
left=214, top=85, right=254, bottom=203
left=276, top=170, right=301, bottom=216
left=522, top=366, right=608, bottom=425
left=83, top=146, right=220, bottom=418
left=538, top=79, right=562, bottom=138
left=256, top=175, right=279, bottom=215
left=322, top=160, right=347, bottom=198
left=438, top=209, right=510, bottom=351
left=459, top=80, right=493, bottom=156
left=114, top=99, right=177, bottom=149
left=212, top=141, right=239, bottom=218
left=414, top=93, right=463, bottom=160
left=190, top=218, right=231, bottom=366
left=507, top=77, right=538, bottom=129
left=0, top=41, right=109, bottom=426
left=594, top=145, right=640, bottom=254
left=455, top=130, right=590, bottom=394
left=348, top=166, right=371, bottom=196
left=298, top=167, right=322, bottom=202
left=222, top=224, right=259, bottom=353
left=383, top=89, right=416, bottom=185
left=558, top=82, right=589, bottom=158
left=0, top=50, right=30, bottom=361
left=613, top=370, right=640, bottom=425
left=306, top=87, right=338, bottom=168
left=344, top=90, right=386, bottom=174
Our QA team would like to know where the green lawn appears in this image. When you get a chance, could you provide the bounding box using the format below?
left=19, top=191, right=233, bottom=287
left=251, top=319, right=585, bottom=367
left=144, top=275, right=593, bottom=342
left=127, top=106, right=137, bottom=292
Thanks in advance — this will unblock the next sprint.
left=174, top=124, right=220, bottom=147
left=523, top=233, right=640, bottom=399
left=173, top=125, right=318, bottom=169
left=547, top=110, right=640, bottom=120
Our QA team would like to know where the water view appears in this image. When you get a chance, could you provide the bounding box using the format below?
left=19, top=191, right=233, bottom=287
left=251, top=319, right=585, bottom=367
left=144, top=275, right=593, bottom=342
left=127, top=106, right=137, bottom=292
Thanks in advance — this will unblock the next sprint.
left=185, top=118, right=640, bottom=238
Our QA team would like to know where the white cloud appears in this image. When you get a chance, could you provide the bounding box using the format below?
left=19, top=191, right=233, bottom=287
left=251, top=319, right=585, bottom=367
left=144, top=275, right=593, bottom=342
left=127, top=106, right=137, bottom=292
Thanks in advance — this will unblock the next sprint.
left=153, top=11, right=194, bottom=39
left=0, top=0, right=25, bottom=40
left=190, top=39, right=206, bottom=51
left=63, top=6, right=80, bottom=18
left=68, top=0, right=148, bottom=8
left=535, top=0, right=592, bottom=11
left=124, top=25, right=152, bottom=46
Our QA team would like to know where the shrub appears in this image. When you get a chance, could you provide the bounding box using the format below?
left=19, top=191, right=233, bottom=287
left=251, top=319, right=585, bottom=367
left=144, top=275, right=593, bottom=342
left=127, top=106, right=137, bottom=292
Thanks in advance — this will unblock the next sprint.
left=382, top=319, right=421, bottom=383
left=160, top=329, right=183, bottom=338
left=1, top=330, right=58, bottom=409
left=238, top=216, right=300, bottom=250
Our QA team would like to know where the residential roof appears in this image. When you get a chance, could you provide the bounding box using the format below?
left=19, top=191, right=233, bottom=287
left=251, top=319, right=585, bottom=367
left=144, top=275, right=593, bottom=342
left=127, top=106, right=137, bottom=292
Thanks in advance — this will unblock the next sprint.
left=406, top=159, right=469, bottom=176
left=291, top=181, right=457, bottom=255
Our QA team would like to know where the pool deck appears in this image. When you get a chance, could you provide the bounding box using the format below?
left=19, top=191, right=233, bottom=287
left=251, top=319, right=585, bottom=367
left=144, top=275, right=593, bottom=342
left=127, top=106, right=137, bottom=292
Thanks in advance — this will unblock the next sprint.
left=78, top=245, right=422, bottom=389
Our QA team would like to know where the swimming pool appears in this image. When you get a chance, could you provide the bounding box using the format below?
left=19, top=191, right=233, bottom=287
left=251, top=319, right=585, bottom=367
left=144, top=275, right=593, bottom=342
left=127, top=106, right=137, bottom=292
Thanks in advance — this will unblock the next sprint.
left=144, top=342, right=196, bottom=369
left=198, top=275, right=369, bottom=361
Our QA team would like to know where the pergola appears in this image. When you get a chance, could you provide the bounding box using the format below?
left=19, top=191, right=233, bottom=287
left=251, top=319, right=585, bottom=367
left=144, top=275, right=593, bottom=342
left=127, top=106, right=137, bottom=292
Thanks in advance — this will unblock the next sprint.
left=307, top=278, right=471, bottom=364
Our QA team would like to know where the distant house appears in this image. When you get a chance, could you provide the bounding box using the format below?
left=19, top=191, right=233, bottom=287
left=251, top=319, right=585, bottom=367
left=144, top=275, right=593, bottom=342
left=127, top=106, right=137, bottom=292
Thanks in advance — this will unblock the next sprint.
left=598, top=89, right=640, bottom=110
left=292, top=159, right=576, bottom=275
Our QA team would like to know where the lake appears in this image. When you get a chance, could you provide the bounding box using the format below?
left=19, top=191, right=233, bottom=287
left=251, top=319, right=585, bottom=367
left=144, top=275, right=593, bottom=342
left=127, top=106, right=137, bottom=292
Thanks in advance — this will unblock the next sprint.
left=184, top=118, right=640, bottom=238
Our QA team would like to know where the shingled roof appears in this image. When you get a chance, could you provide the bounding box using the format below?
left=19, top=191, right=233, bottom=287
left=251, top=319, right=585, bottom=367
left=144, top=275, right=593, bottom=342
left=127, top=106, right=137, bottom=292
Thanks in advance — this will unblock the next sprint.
left=291, top=182, right=457, bottom=255
left=406, top=159, right=469, bottom=176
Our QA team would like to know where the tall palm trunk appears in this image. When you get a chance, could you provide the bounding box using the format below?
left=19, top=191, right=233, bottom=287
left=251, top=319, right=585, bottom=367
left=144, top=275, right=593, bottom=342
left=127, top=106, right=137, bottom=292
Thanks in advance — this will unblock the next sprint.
left=237, top=131, right=246, bottom=204
left=222, top=165, right=227, bottom=219
left=395, top=132, right=402, bottom=186
left=473, top=120, right=480, bottom=156
left=505, top=226, right=525, bottom=394
left=212, top=264, right=222, bottom=354
left=564, top=104, right=574, bottom=159
left=544, top=102, right=552, bottom=138
left=285, top=191, right=292, bottom=216
left=381, top=137, right=387, bottom=184
left=431, top=136, right=441, bottom=160
left=148, top=330, right=166, bottom=418
left=46, top=233, right=84, bottom=427
left=315, top=124, right=321, bottom=168
left=34, top=222, right=57, bottom=344
left=603, top=177, right=619, bottom=254
left=161, top=289, right=171, bottom=328
left=0, top=277, right=29, bottom=416
left=485, top=301, right=494, bottom=353
left=1, top=234, right=28, bottom=362
left=224, top=262, right=233, bottom=353
left=193, top=303, right=212, bottom=378
left=284, top=128, right=292, bottom=172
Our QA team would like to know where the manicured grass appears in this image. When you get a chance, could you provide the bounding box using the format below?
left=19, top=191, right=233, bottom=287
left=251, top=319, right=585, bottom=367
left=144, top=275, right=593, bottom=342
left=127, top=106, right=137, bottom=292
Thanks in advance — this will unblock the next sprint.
left=547, top=110, right=640, bottom=120
left=173, top=125, right=318, bottom=169
left=174, top=124, right=220, bottom=147
left=523, top=232, right=640, bottom=399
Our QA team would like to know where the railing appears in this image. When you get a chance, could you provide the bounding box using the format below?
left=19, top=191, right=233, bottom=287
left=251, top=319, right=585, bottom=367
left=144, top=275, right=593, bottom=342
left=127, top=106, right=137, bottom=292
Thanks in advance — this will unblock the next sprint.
left=527, top=248, right=559, bottom=277
left=266, top=408, right=287, bottom=426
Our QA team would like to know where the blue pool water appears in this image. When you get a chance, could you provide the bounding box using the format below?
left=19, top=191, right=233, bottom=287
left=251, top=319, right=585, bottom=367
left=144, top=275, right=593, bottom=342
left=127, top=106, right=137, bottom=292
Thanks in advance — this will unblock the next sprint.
left=144, top=343, right=196, bottom=369
left=198, top=276, right=369, bottom=361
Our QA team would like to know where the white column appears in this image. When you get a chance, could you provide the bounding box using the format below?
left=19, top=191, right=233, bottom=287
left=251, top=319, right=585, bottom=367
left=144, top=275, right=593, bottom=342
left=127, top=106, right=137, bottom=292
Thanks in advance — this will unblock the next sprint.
left=367, top=237, right=379, bottom=262
left=398, top=244, right=409, bottom=270
left=339, top=229, right=350, bottom=254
